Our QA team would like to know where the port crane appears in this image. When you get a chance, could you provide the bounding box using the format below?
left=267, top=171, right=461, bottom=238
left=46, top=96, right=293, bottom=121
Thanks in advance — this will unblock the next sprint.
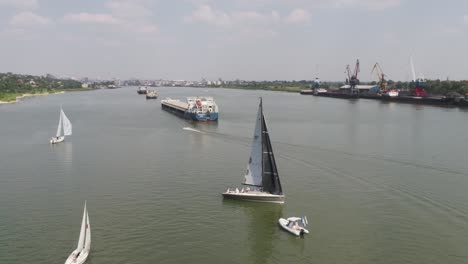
left=371, top=62, right=387, bottom=92
left=345, top=59, right=360, bottom=94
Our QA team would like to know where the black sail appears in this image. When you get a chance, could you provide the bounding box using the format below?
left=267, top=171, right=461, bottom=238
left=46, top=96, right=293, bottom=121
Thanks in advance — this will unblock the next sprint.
left=260, top=101, right=283, bottom=195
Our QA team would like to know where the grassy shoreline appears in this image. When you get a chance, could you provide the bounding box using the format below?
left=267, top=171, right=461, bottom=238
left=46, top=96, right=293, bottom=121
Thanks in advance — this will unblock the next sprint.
left=0, top=87, right=95, bottom=104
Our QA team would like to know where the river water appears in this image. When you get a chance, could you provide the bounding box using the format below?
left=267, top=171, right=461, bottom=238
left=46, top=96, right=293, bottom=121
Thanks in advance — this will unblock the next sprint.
left=0, top=87, right=467, bottom=264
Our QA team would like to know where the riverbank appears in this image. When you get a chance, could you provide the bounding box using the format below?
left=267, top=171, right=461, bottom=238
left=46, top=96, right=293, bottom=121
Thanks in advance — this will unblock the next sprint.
left=0, top=87, right=98, bottom=104
left=209, top=85, right=307, bottom=93
left=0, top=91, right=65, bottom=104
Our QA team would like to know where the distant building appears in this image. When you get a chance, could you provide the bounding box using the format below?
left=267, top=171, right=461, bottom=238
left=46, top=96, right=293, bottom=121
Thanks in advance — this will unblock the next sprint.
left=339, top=84, right=378, bottom=93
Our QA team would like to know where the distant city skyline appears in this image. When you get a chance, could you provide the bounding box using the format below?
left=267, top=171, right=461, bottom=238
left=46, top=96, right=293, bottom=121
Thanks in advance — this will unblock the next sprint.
left=0, top=0, right=467, bottom=81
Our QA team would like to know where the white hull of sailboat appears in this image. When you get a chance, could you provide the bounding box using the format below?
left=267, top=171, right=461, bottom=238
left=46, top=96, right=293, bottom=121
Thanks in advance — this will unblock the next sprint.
left=64, top=250, right=89, bottom=264
left=222, top=189, right=285, bottom=203
left=50, top=136, right=65, bottom=144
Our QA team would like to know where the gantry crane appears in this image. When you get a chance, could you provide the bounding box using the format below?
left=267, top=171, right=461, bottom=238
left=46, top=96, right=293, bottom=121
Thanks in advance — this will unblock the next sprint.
left=371, top=62, right=387, bottom=92
left=345, top=59, right=360, bottom=94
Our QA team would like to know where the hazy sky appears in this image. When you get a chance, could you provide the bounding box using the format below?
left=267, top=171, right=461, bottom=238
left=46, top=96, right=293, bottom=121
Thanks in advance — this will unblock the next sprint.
left=0, top=0, right=467, bottom=81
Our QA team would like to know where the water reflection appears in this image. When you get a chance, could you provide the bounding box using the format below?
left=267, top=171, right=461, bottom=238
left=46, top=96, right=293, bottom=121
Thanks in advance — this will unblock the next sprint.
left=222, top=200, right=282, bottom=264
left=346, top=101, right=358, bottom=145
left=51, top=141, right=73, bottom=178
left=51, top=142, right=73, bottom=163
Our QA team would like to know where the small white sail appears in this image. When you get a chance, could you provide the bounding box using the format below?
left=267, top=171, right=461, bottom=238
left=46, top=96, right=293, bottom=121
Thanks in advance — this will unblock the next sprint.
left=84, top=211, right=91, bottom=252
left=56, top=110, right=63, bottom=137
left=76, top=202, right=87, bottom=251
left=243, top=100, right=263, bottom=187
left=61, top=109, right=72, bottom=136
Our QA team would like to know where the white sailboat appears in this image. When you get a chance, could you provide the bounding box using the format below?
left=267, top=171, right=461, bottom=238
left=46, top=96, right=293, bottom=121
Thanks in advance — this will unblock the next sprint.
left=50, top=107, right=72, bottom=144
left=222, top=98, right=285, bottom=203
left=65, top=202, right=91, bottom=264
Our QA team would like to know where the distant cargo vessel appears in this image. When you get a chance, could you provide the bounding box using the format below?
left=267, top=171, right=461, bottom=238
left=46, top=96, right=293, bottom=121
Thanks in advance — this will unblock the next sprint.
left=161, top=96, right=219, bottom=121
left=137, top=87, right=147, bottom=94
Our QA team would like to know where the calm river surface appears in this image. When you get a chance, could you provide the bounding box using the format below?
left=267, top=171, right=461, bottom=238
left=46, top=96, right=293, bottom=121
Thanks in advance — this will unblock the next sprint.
left=1, top=87, right=468, bottom=264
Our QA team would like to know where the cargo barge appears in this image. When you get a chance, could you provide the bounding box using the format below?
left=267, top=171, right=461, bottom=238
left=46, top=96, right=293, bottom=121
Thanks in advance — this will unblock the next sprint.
left=299, top=89, right=314, bottom=95
left=314, top=91, right=359, bottom=99
left=161, top=96, right=219, bottom=121
left=300, top=87, right=466, bottom=107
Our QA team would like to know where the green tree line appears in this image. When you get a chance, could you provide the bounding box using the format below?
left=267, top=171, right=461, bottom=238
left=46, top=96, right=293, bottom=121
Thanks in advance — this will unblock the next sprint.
left=0, top=72, right=83, bottom=101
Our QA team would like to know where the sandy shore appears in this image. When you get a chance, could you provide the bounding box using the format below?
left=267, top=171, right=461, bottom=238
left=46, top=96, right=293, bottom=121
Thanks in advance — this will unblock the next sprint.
left=0, top=91, right=65, bottom=104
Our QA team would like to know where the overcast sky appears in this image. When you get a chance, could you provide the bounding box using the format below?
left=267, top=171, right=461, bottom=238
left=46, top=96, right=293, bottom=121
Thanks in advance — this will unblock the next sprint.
left=0, top=0, right=467, bottom=81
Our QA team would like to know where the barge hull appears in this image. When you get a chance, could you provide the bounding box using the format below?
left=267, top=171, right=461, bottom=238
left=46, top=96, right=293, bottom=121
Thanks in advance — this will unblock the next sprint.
left=314, top=92, right=359, bottom=99
left=161, top=100, right=219, bottom=121
left=303, top=91, right=467, bottom=107
left=161, top=100, right=188, bottom=118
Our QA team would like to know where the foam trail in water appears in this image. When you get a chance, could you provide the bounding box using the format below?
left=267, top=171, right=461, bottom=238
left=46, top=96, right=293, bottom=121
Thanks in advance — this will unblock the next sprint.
left=182, top=127, right=203, bottom=133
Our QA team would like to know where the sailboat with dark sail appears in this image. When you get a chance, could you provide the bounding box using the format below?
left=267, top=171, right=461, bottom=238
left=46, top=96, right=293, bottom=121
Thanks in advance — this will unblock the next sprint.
left=222, top=98, right=285, bottom=203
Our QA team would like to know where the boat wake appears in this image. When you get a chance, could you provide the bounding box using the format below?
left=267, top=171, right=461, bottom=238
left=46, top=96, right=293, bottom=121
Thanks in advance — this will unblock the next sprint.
left=277, top=145, right=468, bottom=227
left=182, top=127, right=204, bottom=133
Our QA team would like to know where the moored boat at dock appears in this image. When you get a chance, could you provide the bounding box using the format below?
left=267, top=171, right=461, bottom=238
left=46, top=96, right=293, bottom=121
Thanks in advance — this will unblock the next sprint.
left=161, top=96, right=218, bottom=121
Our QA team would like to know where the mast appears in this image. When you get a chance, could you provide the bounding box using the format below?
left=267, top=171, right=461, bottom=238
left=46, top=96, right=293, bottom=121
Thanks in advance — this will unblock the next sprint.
left=410, top=56, right=416, bottom=82
left=260, top=98, right=264, bottom=190
left=84, top=210, right=91, bottom=251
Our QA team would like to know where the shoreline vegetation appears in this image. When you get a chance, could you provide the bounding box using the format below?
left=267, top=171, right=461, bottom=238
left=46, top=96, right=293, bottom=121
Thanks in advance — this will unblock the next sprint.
left=0, top=91, right=65, bottom=104
left=0, top=72, right=95, bottom=104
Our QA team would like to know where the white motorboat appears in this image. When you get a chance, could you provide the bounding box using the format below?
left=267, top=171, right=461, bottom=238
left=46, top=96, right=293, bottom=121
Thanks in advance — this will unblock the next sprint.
left=50, top=107, right=72, bottom=144
left=278, top=216, right=309, bottom=236
left=64, top=202, right=91, bottom=264
left=222, top=98, right=285, bottom=203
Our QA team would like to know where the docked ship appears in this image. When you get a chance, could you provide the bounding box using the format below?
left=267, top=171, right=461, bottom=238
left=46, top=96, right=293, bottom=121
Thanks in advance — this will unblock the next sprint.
left=161, top=96, right=219, bottom=121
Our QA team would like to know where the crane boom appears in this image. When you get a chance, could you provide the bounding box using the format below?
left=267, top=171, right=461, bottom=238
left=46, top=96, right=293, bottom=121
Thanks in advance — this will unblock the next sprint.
left=371, top=62, right=387, bottom=91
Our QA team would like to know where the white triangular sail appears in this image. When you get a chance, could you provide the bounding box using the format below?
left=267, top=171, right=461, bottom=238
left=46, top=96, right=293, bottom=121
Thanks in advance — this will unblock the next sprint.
left=243, top=100, right=263, bottom=187
left=84, top=211, right=91, bottom=252
left=76, top=202, right=87, bottom=251
left=56, top=110, right=63, bottom=137
left=61, top=109, right=72, bottom=136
